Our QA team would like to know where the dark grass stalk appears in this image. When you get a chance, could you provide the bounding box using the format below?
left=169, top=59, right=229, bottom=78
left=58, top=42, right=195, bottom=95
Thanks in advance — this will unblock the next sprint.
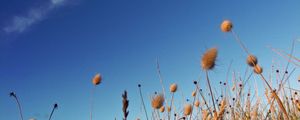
left=122, top=90, right=129, bottom=120
left=205, top=71, right=216, bottom=113
left=49, top=103, right=58, bottom=120
left=189, top=82, right=198, bottom=120
left=138, top=84, right=149, bottom=120
left=9, top=92, right=24, bottom=120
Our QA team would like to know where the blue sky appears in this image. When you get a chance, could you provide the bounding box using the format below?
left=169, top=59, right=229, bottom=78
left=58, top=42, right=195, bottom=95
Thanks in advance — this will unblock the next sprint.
left=1, top=0, right=300, bottom=120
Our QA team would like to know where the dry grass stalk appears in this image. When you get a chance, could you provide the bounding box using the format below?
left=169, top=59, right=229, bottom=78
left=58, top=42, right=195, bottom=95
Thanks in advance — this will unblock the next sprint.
left=201, top=47, right=218, bottom=113
left=217, top=100, right=227, bottom=120
left=137, top=84, right=149, bottom=120
left=202, top=109, right=209, bottom=120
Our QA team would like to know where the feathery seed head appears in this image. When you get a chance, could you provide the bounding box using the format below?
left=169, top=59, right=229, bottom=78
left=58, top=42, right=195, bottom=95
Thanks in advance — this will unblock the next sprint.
left=246, top=55, right=258, bottom=67
left=159, top=106, right=165, bottom=112
left=201, top=47, right=218, bottom=70
left=151, top=93, right=164, bottom=109
left=220, top=20, right=233, bottom=32
left=253, top=64, right=263, bottom=74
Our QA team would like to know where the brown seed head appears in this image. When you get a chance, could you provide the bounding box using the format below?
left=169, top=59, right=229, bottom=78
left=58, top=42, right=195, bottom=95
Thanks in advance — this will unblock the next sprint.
left=159, top=106, right=165, bottom=112
left=92, top=73, right=102, bottom=85
left=151, top=94, right=165, bottom=109
left=184, top=104, right=192, bottom=116
left=194, top=100, right=200, bottom=107
left=201, top=47, right=218, bottom=70
left=170, top=83, right=177, bottom=93
left=253, top=65, right=263, bottom=74
left=192, top=91, right=196, bottom=97
left=247, top=55, right=258, bottom=67
left=220, top=20, right=233, bottom=32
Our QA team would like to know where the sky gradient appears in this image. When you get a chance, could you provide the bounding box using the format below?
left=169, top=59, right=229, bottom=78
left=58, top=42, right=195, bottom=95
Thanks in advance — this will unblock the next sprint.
left=1, top=0, right=300, bottom=120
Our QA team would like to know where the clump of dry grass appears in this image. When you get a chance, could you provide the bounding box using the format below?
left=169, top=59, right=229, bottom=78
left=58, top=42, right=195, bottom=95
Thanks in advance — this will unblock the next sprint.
left=217, top=99, right=226, bottom=119
left=9, top=19, right=300, bottom=120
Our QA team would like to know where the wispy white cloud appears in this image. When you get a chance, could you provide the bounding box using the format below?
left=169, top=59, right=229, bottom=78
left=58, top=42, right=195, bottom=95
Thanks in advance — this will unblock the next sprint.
left=3, top=0, right=67, bottom=33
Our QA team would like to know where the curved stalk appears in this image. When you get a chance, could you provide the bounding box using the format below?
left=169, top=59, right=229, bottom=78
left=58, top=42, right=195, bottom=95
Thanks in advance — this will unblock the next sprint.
left=138, top=84, right=149, bottom=120
left=10, top=92, right=24, bottom=120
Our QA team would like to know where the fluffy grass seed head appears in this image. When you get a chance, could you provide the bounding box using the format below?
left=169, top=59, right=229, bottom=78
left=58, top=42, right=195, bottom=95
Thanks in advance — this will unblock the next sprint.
left=201, top=47, right=218, bottom=70
left=184, top=104, right=192, bottom=116
left=159, top=106, right=165, bottom=113
left=194, top=100, right=200, bottom=107
left=151, top=93, right=165, bottom=109
left=170, top=83, right=177, bottom=93
left=221, top=20, right=233, bottom=32
left=92, top=73, right=102, bottom=85
left=192, top=91, right=196, bottom=97
left=253, top=64, right=263, bottom=74
left=247, top=55, right=258, bottom=67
